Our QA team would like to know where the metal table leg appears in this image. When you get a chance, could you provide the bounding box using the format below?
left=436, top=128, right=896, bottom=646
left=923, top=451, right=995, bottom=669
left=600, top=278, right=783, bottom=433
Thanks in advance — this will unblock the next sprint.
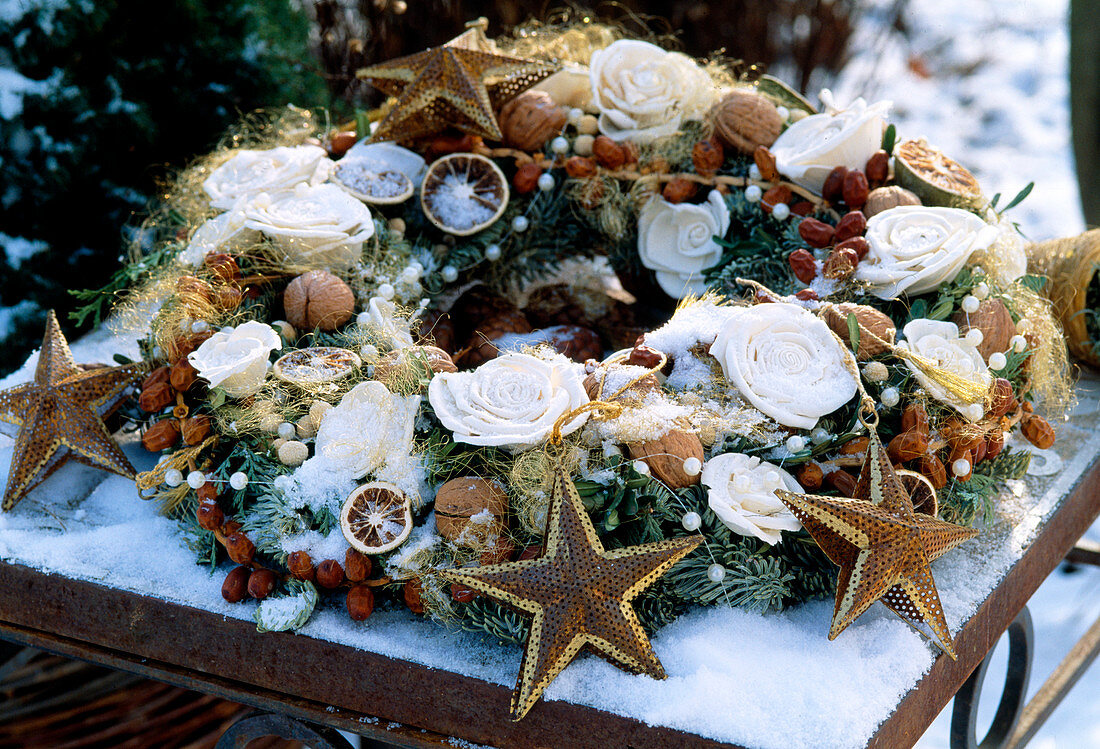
left=216, top=711, right=356, bottom=749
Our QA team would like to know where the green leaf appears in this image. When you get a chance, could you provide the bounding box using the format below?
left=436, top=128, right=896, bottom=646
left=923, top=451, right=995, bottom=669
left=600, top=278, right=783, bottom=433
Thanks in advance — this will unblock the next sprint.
left=846, top=313, right=860, bottom=354
left=989, top=192, right=1002, bottom=210
left=882, top=124, right=897, bottom=154
left=354, top=110, right=371, bottom=140
left=1018, top=274, right=1047, bottom=293
left=1001, top=182, right=1034, bottom=212
left=907, top=298, right=928, bottom=322
left=208, top=388, right=227, bottom=410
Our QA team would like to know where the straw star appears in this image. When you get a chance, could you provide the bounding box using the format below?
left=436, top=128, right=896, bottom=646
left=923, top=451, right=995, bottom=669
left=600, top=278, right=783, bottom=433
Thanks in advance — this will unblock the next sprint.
left=356, top=24, right=557, bottom=143
left=776, top=430, right=979, bottom=659
left=442, top=463, right=701, bottom=721
left=0, top=311, right=144, bottom=510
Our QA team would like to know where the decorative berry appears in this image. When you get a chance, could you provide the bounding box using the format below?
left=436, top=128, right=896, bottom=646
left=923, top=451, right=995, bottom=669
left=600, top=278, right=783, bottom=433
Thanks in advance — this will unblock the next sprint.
left=316, top=559, right=345, bottom=589
left=221, top=566, right=250, bottom=603
left=347, top=585, right=375, bottom=621
left=248, top=569, right=277, bottom=600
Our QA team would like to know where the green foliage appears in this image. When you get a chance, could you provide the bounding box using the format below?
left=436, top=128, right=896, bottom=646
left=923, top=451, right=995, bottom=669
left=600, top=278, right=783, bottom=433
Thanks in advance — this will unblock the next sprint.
left=938, top=448, right=1031, bottom=526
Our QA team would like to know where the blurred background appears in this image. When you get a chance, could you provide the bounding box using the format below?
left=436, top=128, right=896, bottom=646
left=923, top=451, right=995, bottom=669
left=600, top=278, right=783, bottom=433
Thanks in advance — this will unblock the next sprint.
left=0, top=1, right=1098, bottom=747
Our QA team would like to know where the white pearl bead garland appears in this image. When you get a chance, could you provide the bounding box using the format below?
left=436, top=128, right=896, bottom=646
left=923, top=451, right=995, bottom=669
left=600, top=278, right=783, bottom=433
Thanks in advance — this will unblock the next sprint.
left=682, top=457, right=702, bottom=476
left=771, top=202, right=791, bottom=221
left=441, top=265, right=458, bottom=283
left=952, top=458, right=971, bottom=477
left=164, top=468, right=183, bottom=487
left=550, top=136, right=569, bottom=154
left=484, top=244, right=502, bottom=261
left=707, top=564, right=727, bottom=583
left=881, top=387, right=900, bottom=407
left=988, top=352, right=1007, bottom=370
left=785, top=435, right=806, bottom=453
left=681, top=511, right=702, bottom=531
left=511, top=215, right=530, bottom=233
left=961, top=295, right=980, bottom=313
left=229, top=472, right=249, bottom=491
left=186, top=470, right=206, bottom=489
left=537, top=173, right=555, bottom=192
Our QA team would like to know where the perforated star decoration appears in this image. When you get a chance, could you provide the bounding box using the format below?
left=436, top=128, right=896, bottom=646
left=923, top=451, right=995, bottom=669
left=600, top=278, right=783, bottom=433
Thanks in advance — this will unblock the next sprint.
left=442, top=462, right=702, bottom=720
left=356, top=23, right=558, bottom=143
left=0, top=311, right=144, bottom=511
left=775, top=429, right=979, bottom=658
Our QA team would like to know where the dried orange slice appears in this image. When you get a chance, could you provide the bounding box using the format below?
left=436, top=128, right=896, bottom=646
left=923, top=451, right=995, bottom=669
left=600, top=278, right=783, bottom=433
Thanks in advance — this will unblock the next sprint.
left=332, top=159, right=414, bottom=205
left=272, top=347, right=361, bottom=386
left=894, top=138, right=983, bottom=209
left=897, top=468, right=938, bottom=517
left=340, top=481, right=413, bottom=554
left=420, top=153, right=509, bottom=236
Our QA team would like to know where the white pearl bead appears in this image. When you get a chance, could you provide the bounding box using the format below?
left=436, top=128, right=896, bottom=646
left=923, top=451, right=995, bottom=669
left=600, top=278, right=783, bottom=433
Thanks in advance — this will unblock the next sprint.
left=771, top=202, right=791, bottom=221
left=190, top=320, right=210, bottom=334
left=229, top=472, right=249, bottom=491
left=965, top=403, right=985, bottom=422
left=632, top=460, right=650, bottom=475
left=359, top=344, right=378, bottom=362
left=603, top=443, right=623, bottom=459
left=961, top=295, right=980, bottom=313
left=537, top=173, right=555, bottom=192
left=550, top=136, right=570, bottom=154
left=682, top=456, right=702, bottom=476
left=273, top=475, right=292, bottom=492
left=810, top=427, right=831, bottom=445
left=681, top=511, right=702, bottom=532
left=567, top=107, right=584, bottom=125
left=277, top=422, right=296, bottom=441
left=164, top=468, right=183, bottom=487
left=707, top=564, right=727, bottom=583
left=952, top=458, right=971, bottom=477
left=511, top=215, right=530, bottom=233
left=965, top=328, right=984, bottom=346
left=862, top=361, right=889, bottom=382
left=186, top=470, right=206, bottom=489
left=748, top=164, right=762, bottom=181
left=776, top=106, right=790, bottom=121
left=972, top=282, right=990, bottom=300
left=441, top=265, right=459, bottom=283
left=881, top=387, right=900, bottom=407
left=1010, top=334, right=1028, bottom=353
left=376, top=283, right=395, bottom=301
left=484, top=244, right=502, bottom=261
left=785, top=435, right=806, bottom=453
left=988, top=352, right=1008, bottom=370
left=764, top=470, right=781, bottom=489
left=745, top=185, right=763, bottom=203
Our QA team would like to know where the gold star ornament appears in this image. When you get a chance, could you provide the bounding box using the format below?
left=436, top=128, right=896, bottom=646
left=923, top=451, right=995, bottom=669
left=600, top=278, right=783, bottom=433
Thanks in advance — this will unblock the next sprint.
left=776, top=428, right=979, bottom=658
left=356, top=22, right=558, bottom=143
left=442, top=463, right=702, bottom=720
left=0, top=311, right=144, bottom=510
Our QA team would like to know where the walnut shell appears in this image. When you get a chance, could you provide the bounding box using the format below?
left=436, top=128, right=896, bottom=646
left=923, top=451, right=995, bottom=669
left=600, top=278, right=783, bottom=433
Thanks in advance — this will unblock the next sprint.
left=822, top=303, right=896, bottom=360
left=710, top=89, right=785, bottom=154
left=628, top=430, right=704, bottom=489
left=863, top=186, right=922, bottom=217
left=459, top=309, right=533, bottom=368
left=952, top=298, right=1014, bottom=359
left=283, top=270, right=355, bottom=332
left=499, top=90, right=568, bottom=152
left=434, top=477, right=508, bottom=546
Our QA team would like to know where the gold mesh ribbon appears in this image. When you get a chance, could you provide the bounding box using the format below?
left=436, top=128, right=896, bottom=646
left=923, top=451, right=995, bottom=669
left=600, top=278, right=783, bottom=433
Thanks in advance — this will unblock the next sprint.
left=1027, top=230, right=1100, bottom=368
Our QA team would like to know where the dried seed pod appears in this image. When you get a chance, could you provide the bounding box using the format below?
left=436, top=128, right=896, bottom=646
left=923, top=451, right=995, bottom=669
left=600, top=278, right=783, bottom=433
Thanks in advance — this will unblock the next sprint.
left=328, top=130, right=357, bottom=158
left=196, top=483, right=219, bottom=503
left=842, top=170, right=870, bottom=208
left=181, top=415, right=212, bottom=445
left=344, top=549, right=372, bottom=582
left=821, top=302, right=896, bottom=360
left=628, top=430, right=705, bottom=488
left=450, top=583, right=479, bottom=603
left=902, top=403, right=930, bottom=435
left=141, top=419, right=181, bottom=452
left=833, top=211, right=867, bottom=243
left=499, top=90, right=567, bottom=152
left=221, top=566, right=250, bottom=603
left=887, top=430, right=929, bottom=463
left=316, top=559, right=345, bottom=589
left=170, top=358, right=199, bottom=392
left=823, top=166, right=848, bottom=203
left=753, top=146, right=779, bottom=182
left=838, top=436, right=870, bottom=455
left=865, top=150, right=889, bottom=185
left=224, top=533, right=255, bottom=566
left=247, top=569, right=277, bottom=600
left=985, top=431, right=1005, bottom=461
left=287, top=550, right=315, bottom=582
left=989, top=378, right=1017, bottom=418
left=196, top=500, right=224, bottom=532
left=788, top=249, right=818, bottom=284
left=138, top=381, right=174, bottom=413
left=479, top=536, right=515, bottom=565
left=710, top=89, right=784, bottom=153
left=822, top=247, right=860, bottom=280
left=796, top=462, right=824, bottom=490
left=917, top=454, right=948, bottom=489
left=798, top=217, right=835, bottom=248
left=692, top=139, right=724, bottom=177
left=824, top=469, right=857, bottom=496
left=662, top=177, right=697, bottom=204
left=283, top=270, right=355, bottom=332
left=176, top=276, right=213, bottom=309
left=795, top=288, right=819, bottom=301
left=836, top=236, right=870, bottom=260
left=565, top=156, right=598, bottom=178
left=204, top=253, right=241, bottom=284
left=403, top=579, right=425, bottom=614
left=592, top=136, right=626, bottom=169
left=512, top=162, right=542, bottom=194
left=761, top=184, right=792, bottom=212
left=1021, top=414, right=1055, bottom=449
left=347, top=585, right=375, bottom=621
left=214, top=286, right=243, bottom=311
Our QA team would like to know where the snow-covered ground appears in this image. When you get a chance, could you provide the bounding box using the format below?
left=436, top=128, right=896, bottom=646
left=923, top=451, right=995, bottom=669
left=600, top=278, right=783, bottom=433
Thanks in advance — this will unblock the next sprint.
left=835, top=0, right=1100, bottom=745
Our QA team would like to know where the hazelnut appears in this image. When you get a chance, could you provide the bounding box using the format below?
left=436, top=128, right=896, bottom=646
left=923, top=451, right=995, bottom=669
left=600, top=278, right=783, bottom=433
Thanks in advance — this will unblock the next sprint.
left=283, top=270, right=355, bottom=332
left=628, top=430, right=705, bottom=488
left=710, top=89, right=784, bottom=153
left=499, top=90, right=567, bottom=152
left=403, top=579, right=424, bottom=614
left=328, top=130, right=358, bottom=158
left=434, top=477, right=508, bottom=546
left=952, top=298, right=1015, bottom=359
left=287, top=550, right=315, bottom=582
left=822, top=303, right=896, bottom=360
left=863, top=186, right=921, bottom=218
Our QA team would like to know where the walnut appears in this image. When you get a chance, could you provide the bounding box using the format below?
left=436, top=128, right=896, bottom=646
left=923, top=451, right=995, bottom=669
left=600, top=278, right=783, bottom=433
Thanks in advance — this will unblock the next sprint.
left=628, top=430, right=704, bottom=489
left=283, top=270, right=355, bottom=332
left=711, top=89, right=784, bottom=154
left=863, top=186, right=921, bottom=218
left=952, top=298, right=1014, bottom=359
left=499, top=90, right=567, bottom=152
left=822, top=303, right=896, bottom=360
left=434, top=477, right=508, bottom=546
left=459, top=309, right=532, bottom=368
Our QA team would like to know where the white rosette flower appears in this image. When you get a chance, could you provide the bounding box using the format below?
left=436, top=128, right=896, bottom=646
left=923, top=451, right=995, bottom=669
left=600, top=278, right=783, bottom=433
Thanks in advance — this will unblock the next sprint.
left=242, top=183, right=375, bottom=269
left=637, top=190, right=730, bottom=298
left=188, top=320, right=281, bottom=397
left=178, top=208, right=255, bottom=267
left=770, top=91, right=890, bottom=192
left=709, top=302, right=857, bottom=429
left=313, top=381, right=420, bottom=478
left=855, top=206, right=1000, bottom=300
left=203, top=145, right=333, bottom=210
left=427, top=352, right=590, bottom=451
left=589, top=39, right=715, bottom=143
left=701, top=453, right=803, bottom=545
left=899, top=319, right=991, bottom=421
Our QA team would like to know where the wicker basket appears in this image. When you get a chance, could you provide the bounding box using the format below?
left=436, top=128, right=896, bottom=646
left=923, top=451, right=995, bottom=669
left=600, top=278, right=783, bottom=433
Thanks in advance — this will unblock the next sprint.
left=1027, top=229, right=1100, bottom=368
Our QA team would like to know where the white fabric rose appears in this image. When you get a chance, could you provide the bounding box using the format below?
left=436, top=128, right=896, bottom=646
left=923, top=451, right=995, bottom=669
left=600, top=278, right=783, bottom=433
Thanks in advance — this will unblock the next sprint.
left=188, top=320, right=281, bottom=397
left=770, top=91, right=890, bottom=192
left=589, top=39, right=715, bottom=143
left=709, top=302, right=857, bottom=429
left=427, top=352, right=590, bottom=451
left=178, top=208, right=256, bottom=267
left=242, top=183, right=375, bottom=269
left=899, top=319, right=990, bottom=420
left=702, top=453, right=803, bottom=545
left=855, top=206, right=1000, bottom=299
left=203, top=145, right=333, bottom=211
left=313, top=381, right=420, bottom=478
left=637, top=190, right=730, bottom=298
